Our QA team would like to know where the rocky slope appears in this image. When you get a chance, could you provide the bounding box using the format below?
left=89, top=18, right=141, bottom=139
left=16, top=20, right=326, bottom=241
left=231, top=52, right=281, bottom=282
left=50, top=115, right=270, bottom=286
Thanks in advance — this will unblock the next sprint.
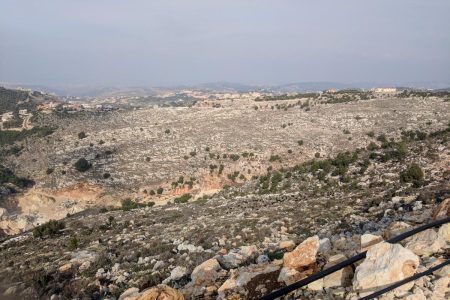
left=1, top=92, right=449, bottom=235
left=0, top=124, right=449, bottom=299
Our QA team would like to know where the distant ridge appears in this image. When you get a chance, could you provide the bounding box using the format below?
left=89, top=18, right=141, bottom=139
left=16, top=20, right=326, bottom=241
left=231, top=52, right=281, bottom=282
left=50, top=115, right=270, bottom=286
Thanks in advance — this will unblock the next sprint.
left=1, top=81, right=449, bottom=97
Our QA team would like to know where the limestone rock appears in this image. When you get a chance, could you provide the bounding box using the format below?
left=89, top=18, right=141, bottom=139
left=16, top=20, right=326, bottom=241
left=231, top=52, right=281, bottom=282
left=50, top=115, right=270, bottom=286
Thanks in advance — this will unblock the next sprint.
left=119, top=287, right=140, bottom=300
left=323, top=254, right=353, bottom=288
left=430, top=276, right=449, bottom=300
left=163, top=266, right=188, bottom=284
left=307, top=278, right=324, bottom=291
left=405, top=229, right=446, bottom=257
left=218, top=263, right=280, bottom=299
left=217, top=252, right=245, bottom=270
left=279, top=240, right=295, bottom=251
left=239, top=245, right=258, bottom=260
left=191, top=258, right=222, bottom=286
left=361, top=233, right=383, bottom=252
left=278, top=267, right=305, bottom=286
left=353, top=242, right=419, bottom=297
left=283, top=236, right=319, bottom=270
left=318, top=238, right=331, bottom=254
left=58, top=263, right=72, bottom=273
left=437, top=223, right=450, bottom=243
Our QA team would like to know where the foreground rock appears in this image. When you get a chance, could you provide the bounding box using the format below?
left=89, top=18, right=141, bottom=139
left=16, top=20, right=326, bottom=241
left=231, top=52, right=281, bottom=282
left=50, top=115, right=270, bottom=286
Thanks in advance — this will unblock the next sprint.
left=120, top=285, right=184, bottom=300
left=353, top=242, right=420, bottom=297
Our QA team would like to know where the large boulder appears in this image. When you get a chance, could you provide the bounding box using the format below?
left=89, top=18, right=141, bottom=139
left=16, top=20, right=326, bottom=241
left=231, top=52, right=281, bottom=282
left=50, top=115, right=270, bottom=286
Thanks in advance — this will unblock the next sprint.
left=405, top=229, right=446, bottom=257
left=278, top=236, right=320, bottom=285
left=353, top=242, right=419, bottom=297
left=283, top=236, right=319, bottom=270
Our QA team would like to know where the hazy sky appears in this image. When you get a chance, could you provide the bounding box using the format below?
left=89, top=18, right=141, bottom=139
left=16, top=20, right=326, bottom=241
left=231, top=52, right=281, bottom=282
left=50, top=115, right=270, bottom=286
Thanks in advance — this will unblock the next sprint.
left=1, top=0, right=449, bottom=87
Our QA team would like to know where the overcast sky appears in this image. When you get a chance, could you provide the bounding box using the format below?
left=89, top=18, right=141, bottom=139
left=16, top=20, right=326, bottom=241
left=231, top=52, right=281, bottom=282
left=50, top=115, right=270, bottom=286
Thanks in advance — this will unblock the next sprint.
left=1, top=0, right=449, bottom=87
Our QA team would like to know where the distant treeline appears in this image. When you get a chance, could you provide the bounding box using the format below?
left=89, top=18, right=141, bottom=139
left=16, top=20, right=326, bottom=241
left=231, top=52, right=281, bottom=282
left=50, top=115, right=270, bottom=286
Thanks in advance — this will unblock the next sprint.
left=255, top=93, right=320, bottom=101
left=398, top=90, right=450, bottom=99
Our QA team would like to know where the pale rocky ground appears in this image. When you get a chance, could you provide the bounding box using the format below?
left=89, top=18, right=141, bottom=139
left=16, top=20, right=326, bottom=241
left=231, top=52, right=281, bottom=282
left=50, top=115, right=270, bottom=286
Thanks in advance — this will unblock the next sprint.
left=0, top=126, right=449, bottom=299
left=1, top=94, right=449, bottom=234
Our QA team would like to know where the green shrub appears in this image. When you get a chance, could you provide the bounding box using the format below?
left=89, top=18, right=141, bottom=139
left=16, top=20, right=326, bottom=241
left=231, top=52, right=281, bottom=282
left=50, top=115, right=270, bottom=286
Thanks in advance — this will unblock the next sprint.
left=367, top=142, right=378, bottom=151
left=218, top=164, right=224, bottom=175
left=229, top=154, right=240, bottom=161
left=74, top=158, right=91, bottom=172
left=121, top=198, right=139, bottom=211
left=269, top=155, right=281, bottom=162
left=400, top=164, right=424, bottom=186
left=67, top=236, right=79, bottom=250
left=376, top=134, right=387, bottom=143
left=46, top=168, right=54, bottom=175
left=78, top=131, right=87, bottom=139
left=157, top=187, right=164, bottom=194
left=33, top=220, right=65, bottom=238
left=174, top=193, right=192, bottom=204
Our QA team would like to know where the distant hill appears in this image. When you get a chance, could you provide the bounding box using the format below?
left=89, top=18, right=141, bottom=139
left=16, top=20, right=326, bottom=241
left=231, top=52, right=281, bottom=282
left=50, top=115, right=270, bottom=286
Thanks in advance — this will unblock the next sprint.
left=0, top=86, right=58, bottom=115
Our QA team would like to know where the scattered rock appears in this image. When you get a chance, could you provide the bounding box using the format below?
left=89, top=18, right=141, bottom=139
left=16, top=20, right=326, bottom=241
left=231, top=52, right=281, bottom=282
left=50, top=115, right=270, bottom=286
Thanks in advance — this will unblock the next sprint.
left=58, top=263, right=72, bottom=273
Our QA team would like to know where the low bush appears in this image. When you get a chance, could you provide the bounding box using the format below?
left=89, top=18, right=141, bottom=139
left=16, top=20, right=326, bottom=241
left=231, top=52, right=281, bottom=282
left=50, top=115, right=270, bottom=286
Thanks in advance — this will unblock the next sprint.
left=33, top=220, right=65, bottom=238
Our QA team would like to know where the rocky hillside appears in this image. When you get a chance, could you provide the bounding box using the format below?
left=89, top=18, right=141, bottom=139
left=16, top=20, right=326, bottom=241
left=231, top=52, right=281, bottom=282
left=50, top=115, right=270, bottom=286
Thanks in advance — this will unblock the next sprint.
left=1, top=92, right=449, bottom=236
left=0, top=124, right=449, bottom=299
